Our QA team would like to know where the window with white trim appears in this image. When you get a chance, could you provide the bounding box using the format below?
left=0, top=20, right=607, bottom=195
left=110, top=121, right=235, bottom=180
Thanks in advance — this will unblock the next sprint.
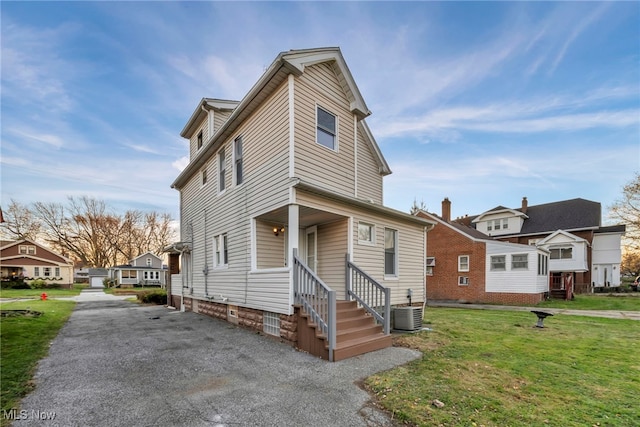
left=218, top=149, right=226, bottom=193
left=357, top=222, right=375, bottom=244
left=55, top=267, right=60, bottom=276
left=34, top=267, right=40, bottom=276
left=316, top=106, right=337, bottom=150
left=214, top=234, right=228, bottom=267
left=263, top=311, right=280, bottom=337
left=490, top=255, right=506, bottom=271
left=197, top=130, right=203, bottom=150
left=234, top=136, right=243, bottom=185
left=512, top=254, right=529, bottom=270
left=43, top=267, right=51, bottom=277
left=384, top=228, right=398, bottom=277
left=459, top=276, right=469, bottom=286
left=146, top=258, right=152, bottom=266
left=458, top=255, right=469, bottom=272
left=550, top=247, right=572, bottom=259
left=426, top=257, right=435, bottom=276
left=19, top=245, right=36, bottom=255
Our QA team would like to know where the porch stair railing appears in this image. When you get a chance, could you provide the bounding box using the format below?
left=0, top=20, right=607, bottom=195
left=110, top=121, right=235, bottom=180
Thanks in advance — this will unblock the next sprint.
left=345, top=254, right=391, bottom=335
left=292, top=249, right=336, bottom=361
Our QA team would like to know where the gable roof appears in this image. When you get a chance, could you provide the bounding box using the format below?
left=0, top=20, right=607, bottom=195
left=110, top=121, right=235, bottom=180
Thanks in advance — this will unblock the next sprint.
left=472, top=206, right=527, bottom=222
left=418, top=210, right=491, bottom=241
left=172, top=47, right=384, bottom=189
left=518, top=198, right=600, bottom=234
left=0, top=238, right=72, bottom=265
left=538, top=229, right=589, bottom=246
left=181, top=98, right=240, bottom=139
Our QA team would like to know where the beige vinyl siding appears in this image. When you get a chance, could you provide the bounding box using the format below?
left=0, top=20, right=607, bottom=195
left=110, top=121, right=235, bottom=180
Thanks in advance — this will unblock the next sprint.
left=317, top=219, right=348, bottom=298
left=177, top=80, right=292, bottom=312
left=356, top=128, right=383, bottom=204
left=256, top=220, right=286, bottom=269
left=215, top=110, right=232, bottom=130
left=296, top=190, right=426, bottom=305
left=293, top=63, right=356, bottom=198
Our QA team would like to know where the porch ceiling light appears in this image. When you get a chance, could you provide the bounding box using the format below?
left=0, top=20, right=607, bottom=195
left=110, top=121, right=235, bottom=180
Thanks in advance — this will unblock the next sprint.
left=273, top=226, right=285, bottom=236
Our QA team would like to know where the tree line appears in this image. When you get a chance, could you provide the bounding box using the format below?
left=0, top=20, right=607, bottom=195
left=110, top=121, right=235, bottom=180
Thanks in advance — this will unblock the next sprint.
left=1, top=196, right=176, bottom=268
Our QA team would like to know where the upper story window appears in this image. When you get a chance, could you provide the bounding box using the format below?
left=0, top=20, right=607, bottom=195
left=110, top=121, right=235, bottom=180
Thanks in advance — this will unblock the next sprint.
left=512, top=254, right=529, bottom=270
left=384, top=228, right=398, bottom=277
left=234, top=136, right=243, bottom=185
left=19, top=245, right=36, bottom=255
left=197, top=130, right=203, bottom=150
left=316, top=106, right=337, bottom=151
left=146, top=258, right=152, bottom=267
left=358, top=222, right=375, bottom=245
left=458, top=255, right=470, bottom=272
left=490, top=255, right=506, bottom=271
left=550, top=247, right=572, bottom=259
left=218, top=148, right=226, bottom=193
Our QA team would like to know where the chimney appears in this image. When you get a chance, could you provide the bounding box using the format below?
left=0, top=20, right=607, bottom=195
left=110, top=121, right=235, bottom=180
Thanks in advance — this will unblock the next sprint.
left=442, top=197, right=451, bottom=222
left=521, top=197, right=528, bottom=214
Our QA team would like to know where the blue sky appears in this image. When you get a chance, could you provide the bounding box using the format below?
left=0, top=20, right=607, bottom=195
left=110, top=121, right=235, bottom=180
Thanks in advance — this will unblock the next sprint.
left=2, top=1, right=639, bottom=225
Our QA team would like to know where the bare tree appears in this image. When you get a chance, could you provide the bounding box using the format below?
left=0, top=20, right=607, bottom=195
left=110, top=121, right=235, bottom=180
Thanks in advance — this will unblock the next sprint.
left=410, top=198, right=428, bottom=215
left=0, top=199, right=42, bottom=240
left=609, top=173, right=640, bottom=252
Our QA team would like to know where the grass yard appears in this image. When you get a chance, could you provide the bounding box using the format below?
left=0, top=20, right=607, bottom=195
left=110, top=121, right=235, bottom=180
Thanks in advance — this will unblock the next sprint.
left=368, top=308, right=640, bottom=427
left=0, top=285, right=86, bottom=299
left=535, top=294, right=640, bottom=311
left=0, top=300, right=75, bottom=425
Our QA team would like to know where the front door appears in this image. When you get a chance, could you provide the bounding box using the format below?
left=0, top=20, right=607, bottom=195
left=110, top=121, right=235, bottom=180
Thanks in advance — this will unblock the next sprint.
left=306, top=226, right=318, bottom=272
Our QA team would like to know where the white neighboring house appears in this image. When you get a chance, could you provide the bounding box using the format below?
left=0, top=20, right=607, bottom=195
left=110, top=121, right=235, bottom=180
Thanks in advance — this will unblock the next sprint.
left=591, top=226, right=624, bottom=287
left=108, top=252, right=167, bottom=287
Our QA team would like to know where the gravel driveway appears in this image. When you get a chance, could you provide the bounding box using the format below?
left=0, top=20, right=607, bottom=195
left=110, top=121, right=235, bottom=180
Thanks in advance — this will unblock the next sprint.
left=14, top=295, right=420, bottom=426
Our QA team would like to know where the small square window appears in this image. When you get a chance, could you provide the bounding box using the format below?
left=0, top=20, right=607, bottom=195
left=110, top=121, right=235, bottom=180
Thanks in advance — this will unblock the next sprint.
left=358, top=222, right=374, bottom=244
left=459, top=276, right=469, bottom=286
left=512, top=254, right=529, bottom=270
left=490, top=255, right=506, bottom=271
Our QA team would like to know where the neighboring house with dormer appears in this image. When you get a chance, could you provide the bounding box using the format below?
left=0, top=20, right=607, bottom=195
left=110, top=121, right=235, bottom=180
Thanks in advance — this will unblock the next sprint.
left=417, top=199, right=550, bottom=305
left=108, top=252, right=166, bottom=287
left=0, top=239, right=74, bottom=288
left=167, top=47, right=436, bottom=361
left=459, top=197, right=625, bottom=294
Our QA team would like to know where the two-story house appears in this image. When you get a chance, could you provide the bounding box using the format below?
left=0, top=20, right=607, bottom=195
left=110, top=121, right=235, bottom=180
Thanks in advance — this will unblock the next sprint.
left=0, top=239, right=74, bottom=288
left=108, top=252, right=167, bottom=288
left=464, top=197, right=625, bottom=295
left=418, top=199, right=550, bottom=305
left=167, top=47, right=435, bottom=361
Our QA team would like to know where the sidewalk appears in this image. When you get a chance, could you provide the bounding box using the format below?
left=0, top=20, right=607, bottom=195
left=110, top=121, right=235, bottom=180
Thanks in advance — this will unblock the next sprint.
left=427, top=301, right=640, bottom=320
left=1, top=288, right=133, bottom=303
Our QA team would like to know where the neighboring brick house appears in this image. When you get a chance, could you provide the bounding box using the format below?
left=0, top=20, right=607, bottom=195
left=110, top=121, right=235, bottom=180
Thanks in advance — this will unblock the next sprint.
left=0, top=239, right=74, bottom=288
left=418, top=199, right=549, bottom=305
left=466, top=197, right=625, bottom=293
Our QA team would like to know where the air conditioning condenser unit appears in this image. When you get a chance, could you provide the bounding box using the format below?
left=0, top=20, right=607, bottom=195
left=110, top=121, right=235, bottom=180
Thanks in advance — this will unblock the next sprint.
left=393, top=306, right=423, bottom=331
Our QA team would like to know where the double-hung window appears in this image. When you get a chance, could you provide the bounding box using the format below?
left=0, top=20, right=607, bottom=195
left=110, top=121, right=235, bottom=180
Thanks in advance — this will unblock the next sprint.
left=512, top=254, right=529, bottom=270
left=215, top=234, right=228, bottom=268
left=490, top=255, right=506, bottom=271
left=201, top=167, right=208, bottom=186
left=316, top=106, right=337, bottom=150
left=537, top=254, right=548, bottom=275
left=197, top=130, right=203, bottom=150
left=384, top=228, right=398, bottom=277
left=234, top=136, right=243, bottom=185
left=218, top=149, right=226, bottom=193
left=34, top=267, right=40, bottom=276
left=55, top=267, right=60, bottom=276
left=458, top=255, right=470, bottom=272
left=44, top=267, right=51, bottom=277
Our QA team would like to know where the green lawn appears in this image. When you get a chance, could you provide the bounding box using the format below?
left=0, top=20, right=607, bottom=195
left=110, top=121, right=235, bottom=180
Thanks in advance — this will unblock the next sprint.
left=368, top=308, right=640, bottom=427
left=535, top=294, right=640, bottom=311
left=0, top=286, right=85, bottom=299
left=0, top=300, right=76, bottom=425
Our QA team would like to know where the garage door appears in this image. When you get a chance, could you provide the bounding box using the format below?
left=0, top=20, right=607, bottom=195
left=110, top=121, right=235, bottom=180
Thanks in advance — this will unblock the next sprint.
left=90, top=277, right=105, bottom=288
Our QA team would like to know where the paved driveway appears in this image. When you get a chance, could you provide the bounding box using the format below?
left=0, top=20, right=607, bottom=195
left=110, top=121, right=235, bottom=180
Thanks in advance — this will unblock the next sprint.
left=15, top=295, right=420, bottom=426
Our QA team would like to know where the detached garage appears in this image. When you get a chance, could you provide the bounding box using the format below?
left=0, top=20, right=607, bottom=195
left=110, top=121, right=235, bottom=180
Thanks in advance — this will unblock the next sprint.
left=88, top=268, right=108, bottom=288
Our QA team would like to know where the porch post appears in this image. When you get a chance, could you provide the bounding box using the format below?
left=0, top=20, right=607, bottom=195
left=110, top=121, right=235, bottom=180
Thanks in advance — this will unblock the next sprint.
left=288, top=204, right=299, bottom=269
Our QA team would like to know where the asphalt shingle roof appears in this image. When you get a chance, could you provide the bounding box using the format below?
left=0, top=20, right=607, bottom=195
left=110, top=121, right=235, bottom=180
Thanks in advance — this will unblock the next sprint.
left=519, top=198, right=601, bottom=234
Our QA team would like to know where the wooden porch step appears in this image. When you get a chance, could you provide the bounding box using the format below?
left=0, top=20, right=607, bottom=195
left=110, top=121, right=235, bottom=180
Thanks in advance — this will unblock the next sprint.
left=332, top=333, right=393, bottom=362
left=336, top=323, right=383, bottom=344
